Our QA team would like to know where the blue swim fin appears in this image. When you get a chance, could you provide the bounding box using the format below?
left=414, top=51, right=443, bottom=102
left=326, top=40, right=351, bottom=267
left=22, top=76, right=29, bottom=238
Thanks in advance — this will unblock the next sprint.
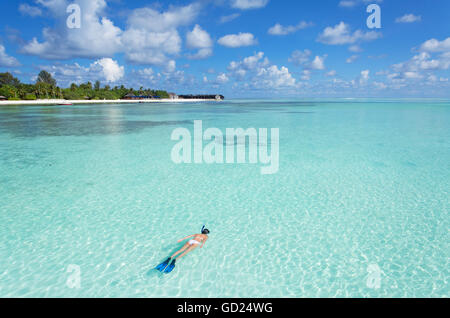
left=164, top=260, right=176, bottom=273
left=155, top=258, right=171, bottom=272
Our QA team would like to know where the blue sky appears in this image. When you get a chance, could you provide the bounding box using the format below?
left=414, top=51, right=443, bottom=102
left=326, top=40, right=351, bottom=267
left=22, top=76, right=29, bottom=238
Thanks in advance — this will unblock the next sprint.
left=0, top=0, right=449, bottom=97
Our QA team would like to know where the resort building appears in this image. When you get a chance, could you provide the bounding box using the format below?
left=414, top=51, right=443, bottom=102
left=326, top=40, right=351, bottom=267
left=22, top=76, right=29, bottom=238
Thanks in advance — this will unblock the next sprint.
left=168, top=93, right=178, bottom=100
left=178, top=94, right=225, bottom=100
left=0, top=96, right=7, bottom=100
left=123, top=93, right=153, bottom=100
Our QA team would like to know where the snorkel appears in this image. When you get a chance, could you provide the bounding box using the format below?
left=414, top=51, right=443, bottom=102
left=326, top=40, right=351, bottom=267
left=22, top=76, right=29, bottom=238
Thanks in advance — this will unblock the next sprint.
left=201, top=225, right=210, bottom=235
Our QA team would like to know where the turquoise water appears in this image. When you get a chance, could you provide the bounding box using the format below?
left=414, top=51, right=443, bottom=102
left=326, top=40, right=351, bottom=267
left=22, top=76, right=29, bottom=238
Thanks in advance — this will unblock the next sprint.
left=0, top=100, right=448, bottom=297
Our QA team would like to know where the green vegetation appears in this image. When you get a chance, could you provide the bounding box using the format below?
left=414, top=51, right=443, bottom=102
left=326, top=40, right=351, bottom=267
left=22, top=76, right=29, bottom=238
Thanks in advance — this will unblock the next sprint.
left=0, top=71, right=170, bottom=101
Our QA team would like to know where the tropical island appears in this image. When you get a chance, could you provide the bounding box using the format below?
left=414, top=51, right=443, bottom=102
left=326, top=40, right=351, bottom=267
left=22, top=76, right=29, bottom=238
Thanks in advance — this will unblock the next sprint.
left=0, top=71, right=224, bottom=105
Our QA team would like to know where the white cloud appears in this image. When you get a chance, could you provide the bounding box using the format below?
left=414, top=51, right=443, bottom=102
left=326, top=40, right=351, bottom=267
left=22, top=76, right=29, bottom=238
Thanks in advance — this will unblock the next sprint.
left=23, top=0, right=122, bottom=59
left=325, top=70, right=337, bottom=77
left=40, top=58, right=124, bottom=86
left=231, top=0, right=269, bottom=10
left=186, top=25, right=213, bottom=49
left=0, top=45, right=20, bottom=67
left=338, top=1, right=358, bottom=8
left=92, top=58, right=124, bottom=82
left=317, top=22, right=381, bottom=45
left=255, top=65, right=296, bottom=88
left=301, top=70, right=311, bottom=81
left=359, top=69, right=369, bottom=85
left=228, top=52, right=268, bottom=76
left=126, top=4, right=199, bottom=32
left=373, top=81, right=387, bottom=89
left=187, top=48, right=213, bottom=60
left=165, top=60, right=177, bottom=73
left=186, top=25, right=213, bottom=59
left=35, top=0, right=68, bottom=14
left=288, top=49, right=312, bottom=65
left=420, top=37, right=450, bottom=53
left=310, top=55, right=326, bottom=70
left=122, top=3, right=200, bottom=65
left=228, top=52, right=269, bottom=79
left=216, top=73, right=229, bottom=84
left=218, top=33, right=257, bottom=48
left=383, top=38, right=450, bottom=88
left=393, top=52, right=449, bottom=73
left=349, top=45, right=363, bottom=53
left=268, top=21, right=313, bottom=35
left=346, top=55, right=359, bottom=63
left=289, top=50, right=326, bottom=71
left=219, top=13, right=241, bottom=24
left=21, top=1, right=201, bottom=68
left=226, top=52, right=296, bottom=89
left=403, top=71, right=422, bottom=79
left=19, top=3, right=43, bottom=17
left=395, top=14, right=421, bottom=23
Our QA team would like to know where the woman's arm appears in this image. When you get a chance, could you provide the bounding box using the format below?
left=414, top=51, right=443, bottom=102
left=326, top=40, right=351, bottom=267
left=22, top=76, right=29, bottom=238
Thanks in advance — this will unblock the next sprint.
left=178, top=234, right=195, bottom=243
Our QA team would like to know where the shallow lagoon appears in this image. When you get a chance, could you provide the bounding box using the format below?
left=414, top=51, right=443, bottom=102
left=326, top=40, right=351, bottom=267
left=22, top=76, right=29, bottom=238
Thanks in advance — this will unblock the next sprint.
left=0, top=100, right=448, bottom=297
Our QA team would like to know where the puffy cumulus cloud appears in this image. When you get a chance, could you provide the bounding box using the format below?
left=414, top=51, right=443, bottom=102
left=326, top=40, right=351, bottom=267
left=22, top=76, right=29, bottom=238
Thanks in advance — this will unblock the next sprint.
left=392, top=52, right=450, bottom=74
left=379, top=38, right=450, bottom=91
left=216, top=73, right=229, bottom=84
left=289, top=49, right=312, bottom=65
left=218, top=33, right=257, bottom=48
left=122, top=3, right=200, bottom=66
left=186, top=25, right=213, bottom=59
left=21, top=1, right=201, bottom=69
left=225, top=52, right=296, bottom=90
left=92, top=58, right=124, bottom=82
left=420, top=37, right=450, bottom=53
left=231, top=0, right=269, bottom=10
left=395, top=14, right=421, bottom=23
left=309, top=55, right=326, bottom=70
left=23, top=0, right=122, bottom=59
left=254, top=65, right=296, bottom=88
left=0, top=45, right=21, bottom=67
left=317, top=22, right=381, bottom=45
left=268, top=21, right=313, bottom=36
left=289, top=50, right=326, bottom=71
left=126, top=4, right=199, bottom=32
left=359, top=69, right=369, bottom=85
left=40, top=58, right=124, bottom=86
left=186, top=25, right=213, bottom=49
left=228, top=51, right=268, bottom=76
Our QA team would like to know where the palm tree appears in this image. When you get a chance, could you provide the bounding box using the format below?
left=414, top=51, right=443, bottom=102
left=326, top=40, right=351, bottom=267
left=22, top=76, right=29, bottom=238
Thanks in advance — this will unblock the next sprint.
left=36, top=70, right=57, bottom=86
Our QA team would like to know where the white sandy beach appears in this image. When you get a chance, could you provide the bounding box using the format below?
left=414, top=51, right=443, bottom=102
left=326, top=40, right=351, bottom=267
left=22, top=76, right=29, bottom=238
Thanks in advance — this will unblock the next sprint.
left=0, top=99, right=220, bottom=106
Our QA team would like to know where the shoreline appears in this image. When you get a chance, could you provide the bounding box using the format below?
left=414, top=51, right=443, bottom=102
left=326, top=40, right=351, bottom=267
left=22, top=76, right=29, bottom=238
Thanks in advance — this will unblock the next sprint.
left=0, top=99, right=220, bottom=106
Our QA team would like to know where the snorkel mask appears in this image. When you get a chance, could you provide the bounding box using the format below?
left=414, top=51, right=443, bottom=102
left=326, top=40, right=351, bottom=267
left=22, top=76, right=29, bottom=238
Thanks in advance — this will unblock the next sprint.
left=201, top=225, right=210, bottom=235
